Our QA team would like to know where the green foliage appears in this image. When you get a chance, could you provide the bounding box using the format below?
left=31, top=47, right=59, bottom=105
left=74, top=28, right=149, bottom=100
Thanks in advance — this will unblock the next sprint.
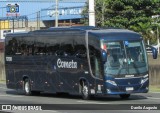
left=81, top=0, right=160, bottom=42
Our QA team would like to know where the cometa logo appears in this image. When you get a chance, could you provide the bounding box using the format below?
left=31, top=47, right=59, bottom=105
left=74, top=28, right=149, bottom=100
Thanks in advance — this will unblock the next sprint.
left=57, top=59, right=77, bottom=69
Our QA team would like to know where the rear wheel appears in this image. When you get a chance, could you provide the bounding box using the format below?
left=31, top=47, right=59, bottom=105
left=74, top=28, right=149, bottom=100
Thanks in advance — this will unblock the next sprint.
left=81, top=81, right=90, bottom=100
left=24, top=79, right=41, bottom=96
left=119, top=94, right=130, bottom=99
left=24, top=79, right=32, bottom=96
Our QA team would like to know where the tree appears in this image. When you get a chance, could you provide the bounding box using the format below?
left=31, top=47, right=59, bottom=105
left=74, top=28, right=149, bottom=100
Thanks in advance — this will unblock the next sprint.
left=81, top=0, right=160, bottom=42
left=80, top=1, right=89, bottom=25
left=130, top=22, right=152, bottom=41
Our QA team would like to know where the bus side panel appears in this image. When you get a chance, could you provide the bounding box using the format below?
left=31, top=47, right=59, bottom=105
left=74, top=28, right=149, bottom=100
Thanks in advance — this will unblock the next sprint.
left=43, top=57, right=60, bottom=93
left=6, top=56, right=61, bottom=93
left=57, top=58, right=85, bottom=94
left=6, top=68, right=16, bottom=89
left=29, top=56, right=60, bottom=93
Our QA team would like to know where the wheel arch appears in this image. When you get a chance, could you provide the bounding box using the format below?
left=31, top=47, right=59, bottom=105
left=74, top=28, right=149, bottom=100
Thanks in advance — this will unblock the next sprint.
left=79, top=77, right=89, bottom=87
left=79, top=77, right=89, bottom=93
left=22, top=75, right=31, bottom=90
left=23, top=75, right=29, bottom=81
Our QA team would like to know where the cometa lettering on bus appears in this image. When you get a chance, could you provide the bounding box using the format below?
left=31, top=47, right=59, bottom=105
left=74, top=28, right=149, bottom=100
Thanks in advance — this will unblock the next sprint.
left=57, top=58, right=77, bottom=69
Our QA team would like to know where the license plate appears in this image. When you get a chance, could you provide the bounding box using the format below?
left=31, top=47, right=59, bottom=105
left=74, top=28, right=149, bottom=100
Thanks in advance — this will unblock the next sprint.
left=126, top=87, right=134, bottom=91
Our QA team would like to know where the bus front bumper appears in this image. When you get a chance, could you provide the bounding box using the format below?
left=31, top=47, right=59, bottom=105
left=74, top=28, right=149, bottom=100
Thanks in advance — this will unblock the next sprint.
left=105, top=79, right=149, bottom=95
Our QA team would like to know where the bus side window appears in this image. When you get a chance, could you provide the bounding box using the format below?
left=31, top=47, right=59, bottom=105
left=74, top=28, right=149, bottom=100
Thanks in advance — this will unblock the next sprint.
left=74, top=50, right=86, bottom=58
left=45, top=44, right=60, bottom=56
left=55, top=50, right=64, bottom=56
left=89, top=45, right=103, bottom=79
left=63, top=44, right=75, bottom=56
left=63, top=51, right=70, bottom=57
left=6, top=38, right=18, bottom=55
left=74, top=44, right=87, bottom=59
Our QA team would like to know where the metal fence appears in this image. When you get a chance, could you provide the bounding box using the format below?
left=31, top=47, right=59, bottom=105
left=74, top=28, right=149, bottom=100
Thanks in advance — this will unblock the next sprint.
left=148, top=55, right=160, bottom=86
left=0, top=52, right=5, bottom=81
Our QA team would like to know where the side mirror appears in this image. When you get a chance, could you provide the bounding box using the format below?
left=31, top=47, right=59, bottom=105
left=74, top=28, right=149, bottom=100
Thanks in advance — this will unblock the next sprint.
left=151, top=47, right=158, bottom=59
left=101, top=50, right=107, bottom=62
left=146, top=45, right=158, bottom=59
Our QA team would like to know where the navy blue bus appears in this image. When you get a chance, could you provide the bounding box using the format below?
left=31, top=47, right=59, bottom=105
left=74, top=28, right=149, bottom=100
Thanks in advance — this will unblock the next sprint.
left=5, top=26, right=157, bottom=99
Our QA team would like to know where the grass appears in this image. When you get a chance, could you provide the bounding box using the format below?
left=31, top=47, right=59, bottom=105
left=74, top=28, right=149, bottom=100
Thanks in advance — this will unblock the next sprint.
left=149, top=85, right=160, bottom=92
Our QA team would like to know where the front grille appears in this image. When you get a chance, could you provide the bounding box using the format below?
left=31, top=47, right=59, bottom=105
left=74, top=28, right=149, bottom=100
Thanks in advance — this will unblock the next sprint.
left=115, top=77, right=141, bottom=86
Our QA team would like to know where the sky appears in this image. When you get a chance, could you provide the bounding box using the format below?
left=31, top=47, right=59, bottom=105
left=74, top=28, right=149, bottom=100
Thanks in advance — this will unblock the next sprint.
left=0, top=0, right=87, bottom=20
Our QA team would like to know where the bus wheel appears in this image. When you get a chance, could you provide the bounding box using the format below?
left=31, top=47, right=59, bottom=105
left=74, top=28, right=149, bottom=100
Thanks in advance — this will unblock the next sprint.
left=119, top=94, right=130, bottom=99
left=81, top=81, right=90, bottom=100
left=24, top=79, right=32, bottom=96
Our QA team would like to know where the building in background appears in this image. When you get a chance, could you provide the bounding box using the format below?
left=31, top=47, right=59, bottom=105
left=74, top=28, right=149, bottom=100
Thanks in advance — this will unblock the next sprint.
left=0, top=0, right=87, bottom=81
left=0, top=0, right=86, bottom=35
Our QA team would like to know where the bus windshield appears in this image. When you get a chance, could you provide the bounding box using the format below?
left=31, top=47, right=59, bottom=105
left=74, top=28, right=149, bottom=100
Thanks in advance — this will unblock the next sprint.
left=102, top=40, right=148, bottom=76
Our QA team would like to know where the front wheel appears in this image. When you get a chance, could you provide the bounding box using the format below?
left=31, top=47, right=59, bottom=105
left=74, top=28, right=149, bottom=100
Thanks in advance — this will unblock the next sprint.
left=81, top=81, right=90, bottom=100
left=119, top=94, right=130, bottom=99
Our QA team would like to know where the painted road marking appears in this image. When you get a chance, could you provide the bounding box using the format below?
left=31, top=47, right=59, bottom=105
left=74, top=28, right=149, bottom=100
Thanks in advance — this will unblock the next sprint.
left=1, top=110, right=60, bottom=113
left=77, top=100, right=109, bottom=104
left=147, top=97, right=160, bottom=100
left=0, top=94, right=24, bottom=98
left=43, top=110, right=61, bottom=113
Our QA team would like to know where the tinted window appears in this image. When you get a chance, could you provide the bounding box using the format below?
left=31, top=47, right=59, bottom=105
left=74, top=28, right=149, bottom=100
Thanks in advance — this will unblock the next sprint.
left=74, top=44, right=87, bottom=58
left=89, top=45, right=103, bottom=79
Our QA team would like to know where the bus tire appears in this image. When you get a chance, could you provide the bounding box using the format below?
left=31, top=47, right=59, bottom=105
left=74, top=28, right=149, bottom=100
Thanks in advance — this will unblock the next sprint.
left=24, top=79, right=32, bottom=96
left=119, top=94, right=130, bottom=99
left=81, top=81, right=90, bottom=100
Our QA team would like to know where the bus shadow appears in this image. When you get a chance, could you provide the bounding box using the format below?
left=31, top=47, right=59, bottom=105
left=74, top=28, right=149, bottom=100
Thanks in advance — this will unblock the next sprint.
left=5, top=89, right=30, bottom=96
left=36, top=92, right=148, bottom=101
left=6, top=90, right=147, bottom=101
left=90, top=94, right=148, bottom=101
left=40, top=92, right=82, bottom=100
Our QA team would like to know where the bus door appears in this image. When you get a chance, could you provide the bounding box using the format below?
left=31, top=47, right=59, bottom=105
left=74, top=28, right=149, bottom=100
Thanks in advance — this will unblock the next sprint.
left=89, top=46, right=104, bottom=94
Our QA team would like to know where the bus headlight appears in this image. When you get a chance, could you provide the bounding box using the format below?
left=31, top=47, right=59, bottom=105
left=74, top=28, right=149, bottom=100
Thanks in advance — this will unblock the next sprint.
left=143, top=74, right=148, bottom=78
left=141, top=74, right=149, bottom=84
left=106, top=80, right=117, bottom=86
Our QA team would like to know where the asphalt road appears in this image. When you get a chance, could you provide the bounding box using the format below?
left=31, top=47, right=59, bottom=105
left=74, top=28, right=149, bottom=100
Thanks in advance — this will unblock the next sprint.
left=0, top=83, right=160, bottom=113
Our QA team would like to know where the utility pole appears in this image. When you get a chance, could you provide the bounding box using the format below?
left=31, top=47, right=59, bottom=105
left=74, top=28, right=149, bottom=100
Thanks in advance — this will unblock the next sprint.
left=0, top=20, right=1, bottom=39
left=152, top=15, right=160, bottom=54
left=13, top=19, right=14, bottom=33
left=101, top=1, right=105, bottom=26
left=37, top=11, right=40, bottom=30
left=157, top=25, right=159, bottom=54
left=89, top=0, right=95, bottom=26
left=55, top=0, right=58, bottom=27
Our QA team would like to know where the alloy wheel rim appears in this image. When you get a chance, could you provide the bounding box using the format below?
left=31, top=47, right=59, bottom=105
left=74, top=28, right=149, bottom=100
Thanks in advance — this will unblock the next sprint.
left=25, top=82, right=30, bottom=93
left=83, top=85, right=88, bottom=96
